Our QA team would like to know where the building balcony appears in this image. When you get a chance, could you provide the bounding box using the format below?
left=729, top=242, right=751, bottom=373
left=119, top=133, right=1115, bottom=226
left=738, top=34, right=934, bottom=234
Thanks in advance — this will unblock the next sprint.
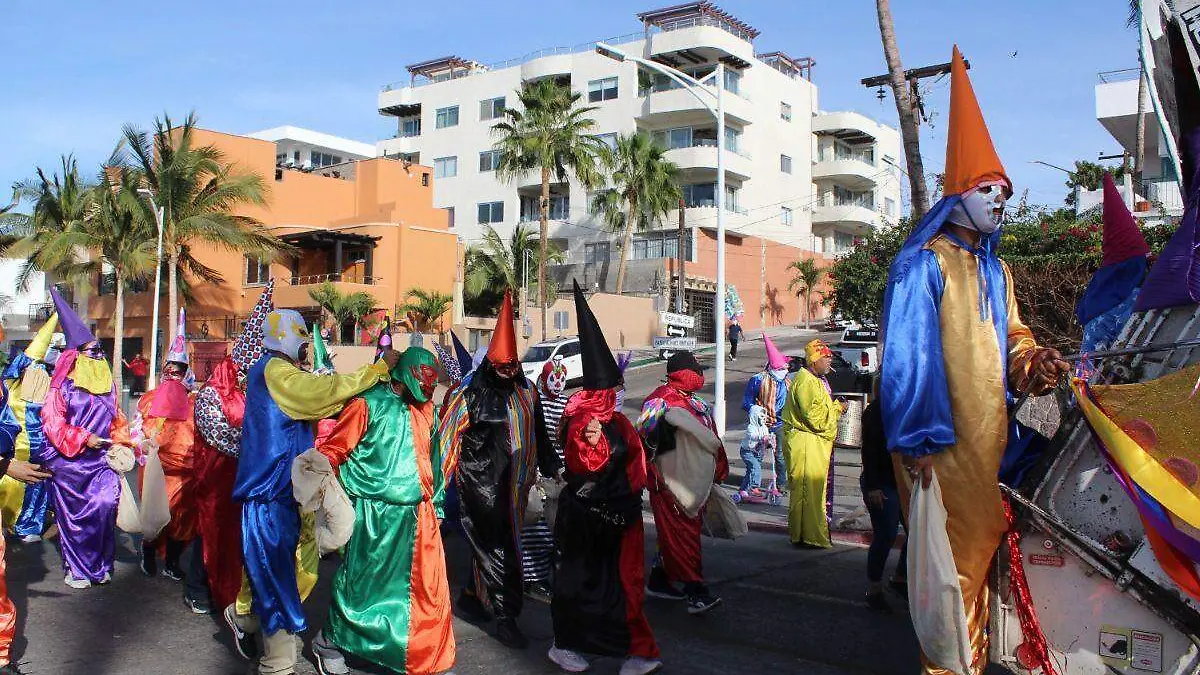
left=647, top=24, right=755, bottom=64
left=521, top=53, right=573, bottom=82
left=811, top=204, right=880, bottom=232
left=272, top=275, right=388, bottom=311
left=378, top=136, right=418, bottom=157
left=1096, top=70, right=1161, bottom=166
left=638, top=86, right=754, bottom=127
left=812, top=158, right=880, bottom=189
left=812, top=111, right=882, bottom=141
left=663, top=142, right=752, bottom=181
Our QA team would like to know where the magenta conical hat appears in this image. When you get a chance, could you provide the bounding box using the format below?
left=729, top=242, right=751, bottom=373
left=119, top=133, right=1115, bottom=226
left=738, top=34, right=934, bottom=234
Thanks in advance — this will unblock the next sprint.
left=166, top=308, right=188, bottom=364
left=50, top=287, right=94, bottom=349
left=763, top=334, right=788, bottom=370
left=1101, top=173, right=1150, bottom=267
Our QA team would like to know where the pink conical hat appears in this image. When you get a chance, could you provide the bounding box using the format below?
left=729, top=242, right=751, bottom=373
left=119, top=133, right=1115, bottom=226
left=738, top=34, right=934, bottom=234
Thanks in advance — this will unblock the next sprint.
left=1101, top=173, right=1150, bottom=267
left=166, top=308, right=188, bottom=365
left=763, top=334, right=788, bottom=370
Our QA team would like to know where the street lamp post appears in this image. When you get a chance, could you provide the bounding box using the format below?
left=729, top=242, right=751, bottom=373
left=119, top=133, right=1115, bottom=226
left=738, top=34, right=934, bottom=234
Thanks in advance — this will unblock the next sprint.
left=138, top=188, right=166, bottom=391
left=596, top=41, right=729, bottom=436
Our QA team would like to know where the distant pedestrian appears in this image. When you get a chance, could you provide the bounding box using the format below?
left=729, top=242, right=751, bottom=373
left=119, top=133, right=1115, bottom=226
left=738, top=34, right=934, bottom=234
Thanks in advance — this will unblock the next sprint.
left=781, top=339, right=844, bottom=548
left=859, top=379, right=906, bottom=612
left=125, top=353, right=149, bottom=395
left=727, top=322, right=743, bottom=361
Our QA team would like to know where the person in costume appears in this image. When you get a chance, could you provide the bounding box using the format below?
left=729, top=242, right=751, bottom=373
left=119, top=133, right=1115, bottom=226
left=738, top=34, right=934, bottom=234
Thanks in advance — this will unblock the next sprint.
left=311, top=347, right=454, bottom=675
left=134, top=309, right=198, bottom=583
left=637, top=350, right=727, bottom=615
left=226, top=308, right=400, bottom=675
left=880, top=47, right=1068, bottom=674
left=520, top=358, right=568, bottom=599
left=548, top=281, right=660, bottom=675
left=194, top=281, right=273, bottom=624
left=1, top=314, right=60, bottom=544
left=41, top=287, right=134, bottom=589
left=741, top=334, right=791, bottom=495
left=781, top=339, right=843, bottom=549
left=437, top=290, right=559, bottom=650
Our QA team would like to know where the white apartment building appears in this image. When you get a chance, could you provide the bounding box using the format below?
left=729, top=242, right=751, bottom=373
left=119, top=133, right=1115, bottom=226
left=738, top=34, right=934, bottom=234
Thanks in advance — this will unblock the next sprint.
left=376, top=3, right=902, bottom=265
left=247, top=125, right=375, bottom=174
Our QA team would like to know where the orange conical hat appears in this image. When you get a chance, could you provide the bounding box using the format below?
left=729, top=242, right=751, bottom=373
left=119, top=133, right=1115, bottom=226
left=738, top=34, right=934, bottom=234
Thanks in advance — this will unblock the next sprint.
left=487, top=290, right=518, bottom=365
left=943, top=45, right=1012, bottom=198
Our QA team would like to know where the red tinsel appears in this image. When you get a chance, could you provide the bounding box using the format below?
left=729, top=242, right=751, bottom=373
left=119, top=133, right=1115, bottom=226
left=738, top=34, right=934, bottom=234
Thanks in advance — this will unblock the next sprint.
left=1003, top=497, right=1060, bottom=675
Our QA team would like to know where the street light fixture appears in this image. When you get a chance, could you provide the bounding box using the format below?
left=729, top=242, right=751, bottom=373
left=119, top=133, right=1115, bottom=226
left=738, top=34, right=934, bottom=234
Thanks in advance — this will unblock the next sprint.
left=595, top=41, right=730, bottom=436
left=1029, top=159, right=1074, bottom=175
left=137, top=187, right=166, bottom=391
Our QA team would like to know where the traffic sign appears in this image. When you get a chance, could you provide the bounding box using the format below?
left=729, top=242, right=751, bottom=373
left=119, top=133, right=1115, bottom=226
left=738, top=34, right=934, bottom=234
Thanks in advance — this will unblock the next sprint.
left=652, top=336, right=698, bottom=350
left=659, top=312, right=696, bottom=329
left=666, top=325, right=687, bottom=337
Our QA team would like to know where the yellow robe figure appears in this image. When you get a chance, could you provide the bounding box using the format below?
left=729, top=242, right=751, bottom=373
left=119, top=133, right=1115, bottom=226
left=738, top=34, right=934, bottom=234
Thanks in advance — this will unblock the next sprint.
left=781, top=368, right=840, bottom=548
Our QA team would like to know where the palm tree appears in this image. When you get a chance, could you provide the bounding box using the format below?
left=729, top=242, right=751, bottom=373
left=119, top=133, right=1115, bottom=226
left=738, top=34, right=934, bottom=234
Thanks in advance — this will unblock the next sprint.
left=121, top=112, right=285, bottom=345
left=5, top=156, right=94, bottom=291
left=492, top=79, right=608, bottom=340
left=591, top=132, right=681, bottom=294
left=875, top=0, right=930, bottom=220
left=464, top=224, right=564, bottom=316
left=1128, top=0, right=1147, bottom=181
left=401, top=287, right=454, bottom=336
left=787, top=258, right=826, bottom=328
left=308, top=281, right=377, bottom=344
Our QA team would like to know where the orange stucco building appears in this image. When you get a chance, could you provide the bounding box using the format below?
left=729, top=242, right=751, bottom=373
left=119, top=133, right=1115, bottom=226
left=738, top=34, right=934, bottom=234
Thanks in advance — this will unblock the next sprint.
left=88, top=127, right=460, bottom=367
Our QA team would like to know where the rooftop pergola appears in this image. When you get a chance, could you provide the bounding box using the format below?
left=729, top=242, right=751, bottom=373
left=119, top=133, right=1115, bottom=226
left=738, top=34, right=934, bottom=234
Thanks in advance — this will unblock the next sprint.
left=757, top=51, right=816, bottom=80
left=637, top=2, right=760, bottom=41
left=405, top=56, right=483, bottom=85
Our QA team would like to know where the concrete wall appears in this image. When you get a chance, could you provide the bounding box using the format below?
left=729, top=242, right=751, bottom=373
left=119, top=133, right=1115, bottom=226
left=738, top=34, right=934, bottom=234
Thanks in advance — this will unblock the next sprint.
left=454, top=291, right=659, bottom=355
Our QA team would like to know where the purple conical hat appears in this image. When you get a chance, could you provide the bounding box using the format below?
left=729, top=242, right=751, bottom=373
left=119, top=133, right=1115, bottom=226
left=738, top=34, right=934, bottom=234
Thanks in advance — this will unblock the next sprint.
left=232, top=279, right=275, bottom=373
left=50, top=286, right=94, bottom=349
left=166, top=308, right=189, bottom=365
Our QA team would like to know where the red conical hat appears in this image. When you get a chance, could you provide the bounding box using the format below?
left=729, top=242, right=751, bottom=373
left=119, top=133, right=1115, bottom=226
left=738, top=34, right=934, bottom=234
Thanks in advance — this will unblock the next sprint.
left=487, top=290, right=518, bottom=365
left=1101, top=173, right=1150, bottom=266
left=943, top=46, right=1012, bottom=198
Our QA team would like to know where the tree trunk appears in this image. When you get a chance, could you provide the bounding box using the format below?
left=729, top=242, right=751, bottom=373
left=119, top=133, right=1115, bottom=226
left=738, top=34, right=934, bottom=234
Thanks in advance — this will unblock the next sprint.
left=167, top=250, right=180, bottom=347
left=113, top=275, right=125, bottom=401
left=875, top=0, right=930, bottom=221
left=1134, top=64, right=1147, bottom=182
left=804, top=289, right=812, bottom=329
left=539, top=166, right=551, bottom=342
left=615, top=195, right=637, bottom=295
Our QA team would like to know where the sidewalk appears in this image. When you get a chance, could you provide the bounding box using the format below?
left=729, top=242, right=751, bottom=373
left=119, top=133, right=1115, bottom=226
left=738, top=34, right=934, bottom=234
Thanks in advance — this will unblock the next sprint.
left=624, top=323, right=821, bottom=371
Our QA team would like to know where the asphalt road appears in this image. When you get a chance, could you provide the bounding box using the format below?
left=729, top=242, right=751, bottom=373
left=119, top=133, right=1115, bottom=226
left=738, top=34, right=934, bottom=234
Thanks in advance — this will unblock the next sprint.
left=7, top=330, right=938, bottom=675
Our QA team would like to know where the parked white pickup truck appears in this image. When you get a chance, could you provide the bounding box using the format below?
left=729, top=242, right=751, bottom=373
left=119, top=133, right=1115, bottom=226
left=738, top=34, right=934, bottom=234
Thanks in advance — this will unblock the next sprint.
left=833, top=327, right=878, bottom=376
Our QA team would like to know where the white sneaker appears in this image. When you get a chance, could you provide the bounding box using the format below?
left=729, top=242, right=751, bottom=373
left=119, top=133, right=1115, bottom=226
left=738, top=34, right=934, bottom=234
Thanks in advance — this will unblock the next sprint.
left=548, top=646, right=590, bottom=673
left=620, top=656, right=663, bottom=675
left=63, top=574, right=91, bottom=589
left=19, top=534, right=41, bottom=544
left=98, top=571, right=111, bottom=585
left=312, top=630, right=350, bottom=675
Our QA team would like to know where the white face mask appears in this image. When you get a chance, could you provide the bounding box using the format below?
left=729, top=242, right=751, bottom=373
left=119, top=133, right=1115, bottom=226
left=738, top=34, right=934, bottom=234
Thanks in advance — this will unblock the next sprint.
left=769, top=368, right=789, bottom=380
left=948, top=185, right=1007, bottom=234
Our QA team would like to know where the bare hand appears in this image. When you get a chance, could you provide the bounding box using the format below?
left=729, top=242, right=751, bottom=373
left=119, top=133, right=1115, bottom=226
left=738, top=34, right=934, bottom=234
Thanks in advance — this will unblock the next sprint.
left=1031, top=348, right=1070, bottom=391
left=86, top=435, right=107, bottom=449
left=583, top=418, right=602, bottom=446
left=6, top=460, right=51, bottom=484
left=904, top=455, right=934, bottom=489
left=865, top=489, right=885, bottom=509
left=381, top=348, right=402, bottom=370
left=837, top=400, right=848, bottom=414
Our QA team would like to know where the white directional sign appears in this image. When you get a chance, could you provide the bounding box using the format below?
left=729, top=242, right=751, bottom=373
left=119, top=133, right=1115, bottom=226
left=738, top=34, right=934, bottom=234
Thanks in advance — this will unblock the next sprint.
left=653, top=336, right=698, bottom=350
left=659, top=312, right=696, bottom=329
left=666, top=325, right=688, bottom=337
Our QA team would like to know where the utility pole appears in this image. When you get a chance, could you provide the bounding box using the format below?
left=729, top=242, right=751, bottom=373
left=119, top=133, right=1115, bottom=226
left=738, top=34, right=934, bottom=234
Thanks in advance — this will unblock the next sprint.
left=675, top=198, right=686, bottom=313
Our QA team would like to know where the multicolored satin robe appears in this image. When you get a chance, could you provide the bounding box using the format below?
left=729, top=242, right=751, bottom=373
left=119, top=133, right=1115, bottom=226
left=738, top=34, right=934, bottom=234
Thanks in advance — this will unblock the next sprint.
left=881, top=198, right=1048, bottom=675
left=234, top=356, right=389, bottom=635
left=2, top=353, right=51, bottom=538
left=0, top=381, right=24, bottom=666
left=319, top=385, right=454, bottom=675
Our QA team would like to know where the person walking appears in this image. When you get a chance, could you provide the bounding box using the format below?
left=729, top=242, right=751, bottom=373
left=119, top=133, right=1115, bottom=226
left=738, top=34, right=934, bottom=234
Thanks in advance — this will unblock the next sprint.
left=742, top=335, right=791, bottom=494
left=859, top=380, right=906, bottom=612
left=124, top=353, right=149, bottom=397
left=781, top=339, right=844, bottom=548
left=726, top=322, right=743, bottom=361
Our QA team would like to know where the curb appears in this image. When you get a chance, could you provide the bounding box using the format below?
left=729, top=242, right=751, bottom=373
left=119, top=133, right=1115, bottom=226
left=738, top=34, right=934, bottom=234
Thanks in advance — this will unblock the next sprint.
left=744, top=520, right=906, bottom=550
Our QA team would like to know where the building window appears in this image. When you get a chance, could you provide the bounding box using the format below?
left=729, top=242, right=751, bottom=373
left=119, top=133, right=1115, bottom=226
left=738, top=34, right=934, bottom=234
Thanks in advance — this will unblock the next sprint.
left=435, top=105, right=460, bottom=129
left=653, top=127, right=694, bottom=150
left=884, top=197, right=896, bottom=217
left=479, top=150, right=501, bottom=172
left=834, top=232, right=856, bottom=253
left=681, top=183, right=741, bottom=212
left=477, top=201, right=504, bottom=224
left=725, top=127, right=742, bottom=153
left=553, top=311, right=570, bottom=330
left=310, top=151, right=342, bottom=168
left=245, top=256, right=270, bottom=286
left=596, top=133, right=618, bottom=151
left=584, top=242, right=610, bottom=264
left=781, top=206, right=794, bottom=226
left=400, top=117, right=421, bottom=137
left=723, top=69, right=742, bottom=96
left=588, top=77, right=618, bottom=102
left=480, top=96, right=505, bottom=121
left=781, top=102, right=792, bottom=121
left=631, top=232, right=692, bottom=260
left=421, top=172, right=430, bottom=187
left=781, top=154, right=793, bottom=174
left=445, top=206, right=455, bottom=228
left=520, top=195, right=569, bottom=222
left=433, top=156, right=458, bottom=179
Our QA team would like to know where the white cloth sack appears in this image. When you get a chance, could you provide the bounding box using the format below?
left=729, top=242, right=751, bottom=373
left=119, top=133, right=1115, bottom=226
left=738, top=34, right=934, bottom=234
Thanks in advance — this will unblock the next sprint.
left=105, top=445, right=141, bottom=533
left=655, top=407, right=723, bottom=518
left=137, top=438, right=172, bottom=541
left=907, top=470, right=972, bottom=675
left=292, top=448, right=355, bottom=555
left=701, top=484, right=748, bottom=540
left=524, top=482, right=544, bottom=526
left=540, top=477, right=563, bottom=530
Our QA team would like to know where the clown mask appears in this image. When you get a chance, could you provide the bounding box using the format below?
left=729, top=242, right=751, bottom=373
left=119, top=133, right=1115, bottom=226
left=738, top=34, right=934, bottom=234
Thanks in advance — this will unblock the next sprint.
left=949, top=184, right=1008, bottom=234
left=541, top=358, right=568, bottom=397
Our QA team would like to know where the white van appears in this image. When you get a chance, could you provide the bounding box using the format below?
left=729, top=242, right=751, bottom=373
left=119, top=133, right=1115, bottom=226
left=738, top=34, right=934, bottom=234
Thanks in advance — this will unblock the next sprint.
left=520, top=337, right=583, bottom=385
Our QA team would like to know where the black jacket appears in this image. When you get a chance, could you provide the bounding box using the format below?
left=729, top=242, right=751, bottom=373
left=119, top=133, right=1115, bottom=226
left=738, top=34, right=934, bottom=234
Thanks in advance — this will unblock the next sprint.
left=859, top=400, right=896, bottom=492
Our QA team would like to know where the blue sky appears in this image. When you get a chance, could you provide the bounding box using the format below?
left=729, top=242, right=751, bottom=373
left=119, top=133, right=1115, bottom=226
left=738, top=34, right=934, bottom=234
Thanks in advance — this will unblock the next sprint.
left=2, top=0, right=1135, bottom=211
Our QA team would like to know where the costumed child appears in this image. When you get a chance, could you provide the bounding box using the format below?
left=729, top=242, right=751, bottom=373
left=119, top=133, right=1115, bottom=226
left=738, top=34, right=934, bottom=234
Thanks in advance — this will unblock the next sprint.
left=734, top=404, right=778, bottom=505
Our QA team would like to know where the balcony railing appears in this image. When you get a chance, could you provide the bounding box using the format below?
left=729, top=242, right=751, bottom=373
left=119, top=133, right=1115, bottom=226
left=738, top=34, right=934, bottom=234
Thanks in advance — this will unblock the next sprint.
left=28, top=303, right=53, bottom=324
left=653, top=14, right=756, bottom=42
left=662, top=137, right=753, bottom=160
left=683, top=200, right=748, bottom=215
left=1098, top=67, right=1140, bottom=84
left=287, top=273, right=380, bottom=286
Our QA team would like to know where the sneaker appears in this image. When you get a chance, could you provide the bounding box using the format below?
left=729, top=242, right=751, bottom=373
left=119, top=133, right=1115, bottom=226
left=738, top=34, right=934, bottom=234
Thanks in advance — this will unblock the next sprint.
left=644, top=567, right=685, bottom=601
left=866, top=592, right=892, bottom=613
left=548, top=646, right=591, bottom=672
left=525, top=581, right=553, bottom=604
left=455, top=590, right=491, bottom=622
left=620, top=656, right=663, bottom=675
left=223, top=604, right=259, bottom=661
left=312, top=630, right=350, bottom=675
left=495, top=618, right=529, bottom=649
left=685, top=592, right=722, bottom=615
left=0, top=662, right=26, bottom=674
left=139, top=545, right=157, bottom=577
left=18, top=534, right=41, bottom=544
left=183, top=595, right=211, bottom=615
left=63, top=574, right=91, bottom=589
left=98, top=571, right=111, bottom=585
left=161, top=563, right=184, bottom=582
